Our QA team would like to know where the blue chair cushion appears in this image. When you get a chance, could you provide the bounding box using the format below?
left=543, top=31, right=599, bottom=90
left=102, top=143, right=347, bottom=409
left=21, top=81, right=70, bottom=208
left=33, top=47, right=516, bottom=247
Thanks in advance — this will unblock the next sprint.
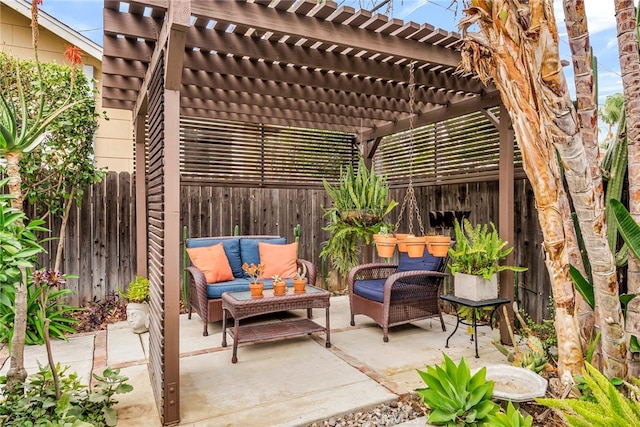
left=353, top=279, right=386, bottom=303
left=187, top=237, right=243, bottom=278
left=396, top=251, right=442, bottom=273
left=240, top=237, right=286, bottom=276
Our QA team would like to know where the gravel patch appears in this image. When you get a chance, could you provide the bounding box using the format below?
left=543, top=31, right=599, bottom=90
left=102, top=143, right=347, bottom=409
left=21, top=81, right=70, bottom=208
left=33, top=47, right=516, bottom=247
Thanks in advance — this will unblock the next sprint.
left=307, top=395, right=427, bottom=427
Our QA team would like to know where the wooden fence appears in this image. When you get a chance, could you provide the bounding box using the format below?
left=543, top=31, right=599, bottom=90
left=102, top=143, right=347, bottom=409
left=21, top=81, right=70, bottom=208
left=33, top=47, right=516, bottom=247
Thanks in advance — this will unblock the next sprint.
left=28, top=171, right=136, bottom=306
left=32, top=172, right=551, bottom=322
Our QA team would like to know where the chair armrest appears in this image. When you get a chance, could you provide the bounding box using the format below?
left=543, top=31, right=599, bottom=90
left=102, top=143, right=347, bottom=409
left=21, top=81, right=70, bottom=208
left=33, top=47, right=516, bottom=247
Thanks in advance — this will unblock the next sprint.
left=296, top=259, right=317, bottom=287
left=186, top=266, right=210, bottom=315
left=347, top=263, right=399, bottom=294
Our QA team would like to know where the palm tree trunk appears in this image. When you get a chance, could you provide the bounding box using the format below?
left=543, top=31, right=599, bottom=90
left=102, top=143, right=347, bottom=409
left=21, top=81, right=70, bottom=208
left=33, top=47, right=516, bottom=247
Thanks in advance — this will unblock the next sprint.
left=614, top=0, right=640, bottom=379
left=5, top=150, right=28, bottom=391
left=460, top=0, right=627, bottom=380
left=562, top=0, right=598, bottom=355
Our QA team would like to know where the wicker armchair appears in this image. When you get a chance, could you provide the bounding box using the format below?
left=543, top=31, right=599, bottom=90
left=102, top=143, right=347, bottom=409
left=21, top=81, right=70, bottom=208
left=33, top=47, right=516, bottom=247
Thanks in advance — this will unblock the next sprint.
left=347, top=252, right=448, bottom=342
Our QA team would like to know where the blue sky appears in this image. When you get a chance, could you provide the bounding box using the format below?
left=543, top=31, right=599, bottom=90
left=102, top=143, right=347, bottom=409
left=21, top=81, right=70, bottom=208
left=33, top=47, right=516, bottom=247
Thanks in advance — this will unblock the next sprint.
left=39, top=0, right=632, bottom=108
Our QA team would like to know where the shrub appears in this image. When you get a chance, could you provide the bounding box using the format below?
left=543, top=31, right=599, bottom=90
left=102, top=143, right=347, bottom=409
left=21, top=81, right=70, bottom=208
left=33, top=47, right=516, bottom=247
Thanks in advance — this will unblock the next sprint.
left=0, top=364, right=133, bottom=426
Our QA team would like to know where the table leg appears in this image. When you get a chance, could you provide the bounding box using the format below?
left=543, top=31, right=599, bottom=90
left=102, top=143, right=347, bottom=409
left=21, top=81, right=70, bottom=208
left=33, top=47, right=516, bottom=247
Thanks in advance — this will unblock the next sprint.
left=221, top=309, right=228, bottom=347
left=325, top=306, right=331, bottom=348
left=232, top=318, right=240, bottom=364
left=473, top=308, right=479, bottom=358
left=445, top=303, right=460, bottom=348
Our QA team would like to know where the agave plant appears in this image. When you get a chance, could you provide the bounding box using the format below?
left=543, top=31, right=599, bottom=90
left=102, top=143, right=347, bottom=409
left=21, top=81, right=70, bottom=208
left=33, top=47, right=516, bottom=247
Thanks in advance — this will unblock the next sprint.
left=416, top=353, right=499, bottom=426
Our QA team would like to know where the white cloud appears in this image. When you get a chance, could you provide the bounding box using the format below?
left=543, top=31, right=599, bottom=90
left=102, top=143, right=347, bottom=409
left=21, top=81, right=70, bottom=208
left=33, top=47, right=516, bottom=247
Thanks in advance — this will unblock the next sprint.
left=555, top=0, right=640, bottom=36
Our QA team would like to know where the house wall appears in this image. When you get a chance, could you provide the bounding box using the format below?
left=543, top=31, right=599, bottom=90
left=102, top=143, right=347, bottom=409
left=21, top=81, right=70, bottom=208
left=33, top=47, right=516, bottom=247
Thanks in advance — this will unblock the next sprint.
left=0, top=5, right=134, bottom=172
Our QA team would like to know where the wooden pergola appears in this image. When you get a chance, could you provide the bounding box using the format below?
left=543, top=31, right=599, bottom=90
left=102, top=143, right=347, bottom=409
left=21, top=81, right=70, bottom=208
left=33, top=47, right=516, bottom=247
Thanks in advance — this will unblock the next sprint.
left=101, top=1, right=514, bottom=425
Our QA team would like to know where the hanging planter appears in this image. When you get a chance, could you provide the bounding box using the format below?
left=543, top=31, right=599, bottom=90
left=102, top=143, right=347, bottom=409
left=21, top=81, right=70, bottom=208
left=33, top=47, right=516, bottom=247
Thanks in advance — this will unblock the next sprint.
left=427, top=235, right=451, bottom=257
left=395, top=233, right=411, bottom=252
left=404, top=235, right=427, bottom=258
left=375, top=235, right=397, bottom=258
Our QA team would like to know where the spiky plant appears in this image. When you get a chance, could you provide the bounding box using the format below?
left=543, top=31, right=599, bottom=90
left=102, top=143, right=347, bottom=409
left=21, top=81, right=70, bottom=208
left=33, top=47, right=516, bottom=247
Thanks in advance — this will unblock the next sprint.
left=416, top=354, right=499, bottom=426
left=537, top=362, right=640, bottom=426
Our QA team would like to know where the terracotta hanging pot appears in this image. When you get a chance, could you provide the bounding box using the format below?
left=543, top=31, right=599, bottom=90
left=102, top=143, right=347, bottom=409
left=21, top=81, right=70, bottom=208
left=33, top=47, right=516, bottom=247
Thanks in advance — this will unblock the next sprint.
left=404, top=236, right=427, bottom=258
left=273, top=281, right=286, bottom=296
left=249, top=282, right=264, bottom=298
left=395, top=233, right=411, bottom=252
left=375, top=235, right=397, bottom=258
left=428, top=236, right=451, bottom=257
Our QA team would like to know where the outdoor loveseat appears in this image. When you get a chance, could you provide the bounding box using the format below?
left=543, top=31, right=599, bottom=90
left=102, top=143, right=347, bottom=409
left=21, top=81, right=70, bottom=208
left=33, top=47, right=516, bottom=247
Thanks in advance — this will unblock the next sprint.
left=347, top=251, right=448, bottom=342
left=185, top=235, right=316, bottom=336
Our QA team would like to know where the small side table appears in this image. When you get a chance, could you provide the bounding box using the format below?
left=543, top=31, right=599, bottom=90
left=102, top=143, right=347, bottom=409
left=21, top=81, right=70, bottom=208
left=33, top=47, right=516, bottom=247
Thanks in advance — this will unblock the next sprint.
left=440, top=294, right=510, bottom=358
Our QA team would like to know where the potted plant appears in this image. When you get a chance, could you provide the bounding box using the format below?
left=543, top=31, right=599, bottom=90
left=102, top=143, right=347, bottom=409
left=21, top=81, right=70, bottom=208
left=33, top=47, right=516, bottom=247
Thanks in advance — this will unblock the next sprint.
left=293, top=264, right=307, bottom=294
left=243, top=262, right=265, bottom=298
left=448, top=219, right=526, bottom=301
left=373, top=225, right=397, bottom=258
left=117, top=276, right=150, bottom=334
left=320, top=157, right=398, bottom=275
left=272, top=274, right=286, bottom=296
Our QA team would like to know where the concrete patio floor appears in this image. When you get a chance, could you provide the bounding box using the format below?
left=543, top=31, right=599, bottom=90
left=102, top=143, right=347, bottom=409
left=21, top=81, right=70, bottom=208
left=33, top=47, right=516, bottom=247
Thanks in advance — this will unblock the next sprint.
left=0, top=295, right=508, bottom=426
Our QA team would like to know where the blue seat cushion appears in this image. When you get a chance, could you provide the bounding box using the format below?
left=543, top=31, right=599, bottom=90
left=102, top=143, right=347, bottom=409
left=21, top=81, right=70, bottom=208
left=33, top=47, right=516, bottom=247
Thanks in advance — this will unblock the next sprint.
left=353, top=279, right=386, bottom=303
left=187, top=237, right=243, bottom=278
left=396, top=251, right=442, bottom=273
left=239, top=237, right=286, bottom=276
left=206, top=278, right=295, bottom=299
left=206, top=278, right=251, bottom=298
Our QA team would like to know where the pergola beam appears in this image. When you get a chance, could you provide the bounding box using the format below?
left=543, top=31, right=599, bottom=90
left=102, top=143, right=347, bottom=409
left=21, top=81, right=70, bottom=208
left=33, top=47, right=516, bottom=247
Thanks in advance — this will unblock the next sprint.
left=192, top=0, right=460, bottom=69
left=360, top=90, right=502, bottom=140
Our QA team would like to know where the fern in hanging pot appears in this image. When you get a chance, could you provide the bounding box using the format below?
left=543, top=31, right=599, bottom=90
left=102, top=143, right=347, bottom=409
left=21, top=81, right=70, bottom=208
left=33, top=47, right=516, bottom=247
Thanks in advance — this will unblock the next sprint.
left=320, top=157, right=398, bottom=275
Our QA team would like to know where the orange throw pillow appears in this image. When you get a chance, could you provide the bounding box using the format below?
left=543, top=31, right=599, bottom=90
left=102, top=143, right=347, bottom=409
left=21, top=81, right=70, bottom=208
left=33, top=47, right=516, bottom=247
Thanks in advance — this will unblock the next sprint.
left=187, top=243, right=234, bottom=283
left=259, top=242, right=298, bottom=279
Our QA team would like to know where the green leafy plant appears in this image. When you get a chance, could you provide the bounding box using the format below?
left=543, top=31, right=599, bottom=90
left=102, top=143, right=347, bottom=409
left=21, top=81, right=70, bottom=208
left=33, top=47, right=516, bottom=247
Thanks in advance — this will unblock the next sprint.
left=537, top=362, right=640, bottom=426
left=0, top=363, right=133, bottom=427
left=448, top=218, right=527, bottom=280
left=486, top=401, right=533, bottom=427
left=416, top=353, right=499, bottom=426
left=0, top=279, right=78, bottom=346
left=117, top=276, right=150, bottom=303
left=321, top=157, right=397, bottom=275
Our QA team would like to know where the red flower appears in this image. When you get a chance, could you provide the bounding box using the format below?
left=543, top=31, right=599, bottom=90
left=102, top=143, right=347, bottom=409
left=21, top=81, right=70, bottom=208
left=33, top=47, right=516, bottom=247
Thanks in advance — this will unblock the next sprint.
left=64, top=44, right=82, bottom=66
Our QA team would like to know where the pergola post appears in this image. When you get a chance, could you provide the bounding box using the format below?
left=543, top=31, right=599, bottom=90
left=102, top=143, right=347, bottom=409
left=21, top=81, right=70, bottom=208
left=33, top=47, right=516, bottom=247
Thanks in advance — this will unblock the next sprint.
left=134, top=114, right=147, bottom=278
left=498, top=103, right=515, bottom=344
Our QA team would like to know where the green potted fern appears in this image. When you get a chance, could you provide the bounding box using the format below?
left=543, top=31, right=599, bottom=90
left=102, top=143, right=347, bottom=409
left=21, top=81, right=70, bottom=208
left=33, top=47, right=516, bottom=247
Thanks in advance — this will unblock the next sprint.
left=320, top=157, right=397, bottom=275
left=448, top=219, right=526, bottom=301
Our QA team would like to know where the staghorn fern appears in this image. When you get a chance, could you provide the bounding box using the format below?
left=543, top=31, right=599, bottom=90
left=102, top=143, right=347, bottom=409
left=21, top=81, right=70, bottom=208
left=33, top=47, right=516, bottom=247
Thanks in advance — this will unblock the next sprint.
left=537, top=362, right=640, bottom=426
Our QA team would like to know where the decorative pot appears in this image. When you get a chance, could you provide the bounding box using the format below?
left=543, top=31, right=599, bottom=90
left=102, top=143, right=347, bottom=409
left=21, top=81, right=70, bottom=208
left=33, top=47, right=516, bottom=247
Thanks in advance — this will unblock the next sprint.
left=404, top=236, right=427, bottom=258
left=249, top=282, right=265, bottom=298
left=395, top=233, right=411, bottom=252
left=273, top=281, right=286, bottom=296
left=427, top=235, right=451, bottom=257
left=293, top=278, right=307, bottom=294
left=454, top=273, right=498, bottom=301
left=374, top=235, right=397, bottom=258
left=126, top=302, right=150, bottom=334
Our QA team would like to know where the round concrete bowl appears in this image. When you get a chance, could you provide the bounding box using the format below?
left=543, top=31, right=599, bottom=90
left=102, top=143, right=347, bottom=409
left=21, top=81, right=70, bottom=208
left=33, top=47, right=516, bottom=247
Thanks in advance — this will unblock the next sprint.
left=473, top=365, right=548, bottom=402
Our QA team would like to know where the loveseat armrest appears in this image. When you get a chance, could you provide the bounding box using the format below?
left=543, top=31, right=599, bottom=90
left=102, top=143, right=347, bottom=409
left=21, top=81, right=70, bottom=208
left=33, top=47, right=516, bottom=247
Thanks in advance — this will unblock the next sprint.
left=186, top=266, right=210, bottom=323
left=297, top=259, right=317, bottom=287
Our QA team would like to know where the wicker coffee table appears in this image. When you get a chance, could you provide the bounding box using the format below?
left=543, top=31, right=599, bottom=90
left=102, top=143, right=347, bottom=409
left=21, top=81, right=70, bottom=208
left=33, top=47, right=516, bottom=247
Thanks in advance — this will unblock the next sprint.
left=221, top=285, right=331, bottom=363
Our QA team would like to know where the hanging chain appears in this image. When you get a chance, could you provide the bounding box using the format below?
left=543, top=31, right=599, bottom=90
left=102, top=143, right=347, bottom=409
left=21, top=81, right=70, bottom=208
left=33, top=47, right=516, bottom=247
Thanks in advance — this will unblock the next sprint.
left=394, top=61, right=425, bottom=236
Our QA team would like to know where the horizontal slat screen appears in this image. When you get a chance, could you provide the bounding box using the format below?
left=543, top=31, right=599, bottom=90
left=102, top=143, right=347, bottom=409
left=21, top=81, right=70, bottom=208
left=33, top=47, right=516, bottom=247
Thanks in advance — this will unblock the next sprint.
left=375, top=108, right=523, bottom=186
left=180, top=116, right=356, bottom=187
